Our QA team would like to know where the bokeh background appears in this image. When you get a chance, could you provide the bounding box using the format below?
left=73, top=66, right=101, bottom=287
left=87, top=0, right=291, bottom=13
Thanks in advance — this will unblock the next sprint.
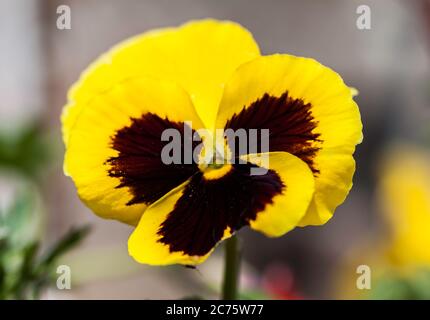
left=1, top=0, right=430, bottom=299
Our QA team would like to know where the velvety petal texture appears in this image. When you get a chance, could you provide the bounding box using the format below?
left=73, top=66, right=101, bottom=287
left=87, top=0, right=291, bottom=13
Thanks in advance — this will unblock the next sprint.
left=64, top=77, right=204, bottom=225
left=216, top=54, right=362, bottom=226
left=62, top=19, right=260, bottom=145
left=129, top=152, right=314, bottom=265
left=63, top=19, right=362, bottom=266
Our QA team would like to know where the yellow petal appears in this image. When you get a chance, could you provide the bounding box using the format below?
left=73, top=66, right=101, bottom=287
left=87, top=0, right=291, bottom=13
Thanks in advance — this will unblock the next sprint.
left=62, top=19, right=260, bottom=146
left=129, top=152, right=311, bottom=265
left=64, top=77, right=204, bottom=225
left=216, top=54, right=362, bottom=226
left=128, top=182, right=213, bottom=266
left=242, top=152, right=314, bottom=237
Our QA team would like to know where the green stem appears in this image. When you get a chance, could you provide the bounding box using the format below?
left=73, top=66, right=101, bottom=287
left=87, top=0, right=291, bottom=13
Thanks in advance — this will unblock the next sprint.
left=222, top=235, right=241, bottom=300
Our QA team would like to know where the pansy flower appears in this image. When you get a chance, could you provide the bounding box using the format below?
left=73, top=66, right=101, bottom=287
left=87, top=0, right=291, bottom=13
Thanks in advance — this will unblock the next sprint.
left=62, top=19, right=362, bottom=266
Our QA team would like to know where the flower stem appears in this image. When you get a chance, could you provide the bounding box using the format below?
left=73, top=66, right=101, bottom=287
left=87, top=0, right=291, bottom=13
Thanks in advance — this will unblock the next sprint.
left=222, top=235, right=241, bottom=300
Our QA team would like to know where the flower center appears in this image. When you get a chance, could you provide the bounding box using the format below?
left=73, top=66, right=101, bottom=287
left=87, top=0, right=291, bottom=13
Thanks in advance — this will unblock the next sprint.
left=198, top=137, right=233, bottom=180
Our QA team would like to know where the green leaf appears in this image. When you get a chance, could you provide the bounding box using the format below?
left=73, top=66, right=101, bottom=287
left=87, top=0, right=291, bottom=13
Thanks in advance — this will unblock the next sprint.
left=367, top=276, right=414, bottom=300
left=368, top=269, right=430, bottom=300
left=0, top=238, right=7, bottom=293
left=0, top=122, right=52, bottom=179
left=10, top=242, right=40, bottom=299
left=0, top=187, right=40, bottom=246
left=31, top=226, right=91, bottom=299
left=408, top=269, right=430, bottom=299
left=38, top=225, right=91, bottom=269
left=239, top=290, right=271, bottom=300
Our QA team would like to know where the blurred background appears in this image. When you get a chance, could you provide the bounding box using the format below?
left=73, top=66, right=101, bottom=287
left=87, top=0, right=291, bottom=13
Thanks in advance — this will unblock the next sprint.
left=1, top=0, right=430, bottom=299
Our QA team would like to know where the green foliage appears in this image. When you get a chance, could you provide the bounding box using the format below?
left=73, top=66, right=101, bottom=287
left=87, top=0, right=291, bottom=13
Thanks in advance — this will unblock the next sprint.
left=367, top=269, right=430, bottom=300
left=239, top=290, right=271, bottom=300
left=0, top=189, right=90, bottom=299
left=0, top=122, right=90, bottom=299
left=0, top=122, right=52, bottom=180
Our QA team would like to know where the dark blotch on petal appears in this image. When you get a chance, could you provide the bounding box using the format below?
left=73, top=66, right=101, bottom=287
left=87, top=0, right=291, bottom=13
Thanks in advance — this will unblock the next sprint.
left=158, top=163, right=284, bottom=256
left=225, top=92, right=321, bottom=174
left=107, top=113, right=199, bottom=205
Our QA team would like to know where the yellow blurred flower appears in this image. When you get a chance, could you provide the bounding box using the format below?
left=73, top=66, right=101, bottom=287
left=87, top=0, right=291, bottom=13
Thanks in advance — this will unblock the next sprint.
left=380, top=146, right=430, bottom=269
left=336, top=145, right=430, bottom=299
